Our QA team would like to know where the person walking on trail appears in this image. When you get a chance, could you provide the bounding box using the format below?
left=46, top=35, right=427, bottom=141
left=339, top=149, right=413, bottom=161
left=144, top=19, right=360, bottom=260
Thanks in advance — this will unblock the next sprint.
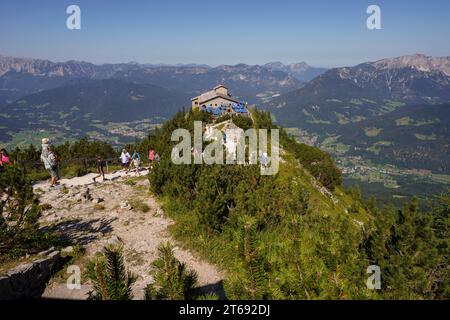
left=40, top=139, right=60, bottom=187
left=120, top=149, right=131, bottom=173
left=154, top=153, right=160, bottom=163
left=132, top=151, right=141, bottom=176
left=148, top=149, right=155, bottom=169
left=149, top=148, right=155, bottom=160
left=93, top=155, right=106, bottom=183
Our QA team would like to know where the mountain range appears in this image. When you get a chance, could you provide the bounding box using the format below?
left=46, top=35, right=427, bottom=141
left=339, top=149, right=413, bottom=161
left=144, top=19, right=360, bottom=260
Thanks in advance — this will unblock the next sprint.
left=263, top=61, right=327, bottom=81
left=0, top=54, right=323, bottom=145
left=268, top=54, right=450, bottom=124
left=266, top=54, right=450, bottom=174
left=0, top=55, right=325, bottom=107
left=1, top=53, right=449, bottom=176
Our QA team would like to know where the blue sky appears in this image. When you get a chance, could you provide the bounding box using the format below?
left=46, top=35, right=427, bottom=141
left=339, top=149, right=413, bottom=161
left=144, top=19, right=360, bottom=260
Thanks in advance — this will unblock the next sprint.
left=0, top=0, right=449, bottom=67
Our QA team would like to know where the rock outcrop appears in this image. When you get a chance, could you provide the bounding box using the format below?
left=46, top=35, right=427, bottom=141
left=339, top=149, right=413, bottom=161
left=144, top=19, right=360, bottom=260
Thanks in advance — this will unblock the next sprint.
left=0, top=249, right=62, bottom=299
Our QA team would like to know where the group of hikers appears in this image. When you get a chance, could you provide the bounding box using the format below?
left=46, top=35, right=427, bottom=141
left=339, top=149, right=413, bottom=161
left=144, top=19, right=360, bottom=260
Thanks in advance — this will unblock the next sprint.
left=119, top=148, right=160, bottom=176
left=1, top=138, right=163, bottom=187
left=38, top=139, right=161, bottom=187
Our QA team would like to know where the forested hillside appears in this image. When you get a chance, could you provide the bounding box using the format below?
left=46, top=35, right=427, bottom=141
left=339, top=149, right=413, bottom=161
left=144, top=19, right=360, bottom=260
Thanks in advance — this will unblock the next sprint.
left=2, top=109, right=448, bottom=299
left=132, top=109, right=448, bottom=299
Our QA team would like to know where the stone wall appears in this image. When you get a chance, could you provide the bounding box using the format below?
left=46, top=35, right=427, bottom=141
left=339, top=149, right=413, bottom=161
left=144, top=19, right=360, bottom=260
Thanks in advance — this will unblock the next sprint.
left=0, top=249, right=62, bottom=300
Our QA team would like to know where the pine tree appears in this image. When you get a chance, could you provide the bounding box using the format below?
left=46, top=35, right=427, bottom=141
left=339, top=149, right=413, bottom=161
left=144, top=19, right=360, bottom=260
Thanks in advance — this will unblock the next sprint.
left=87, top=244, right=136, bottom=300
left=145, top=242, right=199, bottom=300
left=364, top=197, right=445, bottom=299
left=240, top=223, right=270, bottom=299
left=0, top=166, right=42, bottom=258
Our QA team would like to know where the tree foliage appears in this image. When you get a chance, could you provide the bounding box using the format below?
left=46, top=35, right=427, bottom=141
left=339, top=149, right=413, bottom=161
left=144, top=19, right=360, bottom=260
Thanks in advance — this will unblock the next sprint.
left=0, top=166, right=55, bottom=260
left=146, top=109, right=448, bottom=299
left=87, top=244, right=137, bottom=300
left=144, top=242, right=199, bottom=300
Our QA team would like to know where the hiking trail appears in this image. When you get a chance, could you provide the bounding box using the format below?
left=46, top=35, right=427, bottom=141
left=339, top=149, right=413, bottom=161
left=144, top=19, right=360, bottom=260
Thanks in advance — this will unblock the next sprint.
left=34, top=169, right=224, bottom=299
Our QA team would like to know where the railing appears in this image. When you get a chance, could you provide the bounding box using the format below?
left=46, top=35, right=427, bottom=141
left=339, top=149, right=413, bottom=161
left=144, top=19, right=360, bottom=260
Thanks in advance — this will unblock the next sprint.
left=16, top=156, right=148, bottom=176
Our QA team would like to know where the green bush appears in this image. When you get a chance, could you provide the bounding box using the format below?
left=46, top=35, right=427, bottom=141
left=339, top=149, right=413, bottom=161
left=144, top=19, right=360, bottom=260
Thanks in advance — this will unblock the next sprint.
left=232, top=115, right=253, bottom=130
left=129, top=198, right=150, bottom=213
left=0, top=166, right=62, bottom=261
left=215, top=114, right=232, bottom=123
left=145, top=109, right=448, bottom=300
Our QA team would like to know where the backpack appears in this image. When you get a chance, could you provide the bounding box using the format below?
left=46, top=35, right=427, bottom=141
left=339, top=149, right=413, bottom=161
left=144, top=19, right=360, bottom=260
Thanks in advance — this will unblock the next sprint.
left=47, top=153, right=57, bottom=168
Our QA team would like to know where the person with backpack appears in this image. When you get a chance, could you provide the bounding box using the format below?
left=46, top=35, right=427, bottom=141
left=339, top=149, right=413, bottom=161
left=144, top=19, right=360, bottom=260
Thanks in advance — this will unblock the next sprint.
left=132, top=150, right=141, bottom=176
left=40, top=139, right=59, bottom=187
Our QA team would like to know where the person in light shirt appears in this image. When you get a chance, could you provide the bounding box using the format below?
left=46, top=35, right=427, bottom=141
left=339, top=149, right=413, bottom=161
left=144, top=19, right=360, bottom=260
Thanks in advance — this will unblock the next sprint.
left=120, top=149, right=131, bottom=173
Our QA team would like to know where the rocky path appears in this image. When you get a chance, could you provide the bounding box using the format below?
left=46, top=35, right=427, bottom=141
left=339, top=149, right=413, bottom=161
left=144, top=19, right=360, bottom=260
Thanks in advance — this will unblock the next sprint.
left=34, top=169, right=223, bottom=299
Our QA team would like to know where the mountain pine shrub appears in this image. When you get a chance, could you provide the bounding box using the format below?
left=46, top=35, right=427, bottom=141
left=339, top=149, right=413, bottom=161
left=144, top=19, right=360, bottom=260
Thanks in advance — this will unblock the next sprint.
left=144, top=242, right=199, bottom=300
left=0, top=166, right=62, bottom=261
left=87, top=243, right=136, bottom=300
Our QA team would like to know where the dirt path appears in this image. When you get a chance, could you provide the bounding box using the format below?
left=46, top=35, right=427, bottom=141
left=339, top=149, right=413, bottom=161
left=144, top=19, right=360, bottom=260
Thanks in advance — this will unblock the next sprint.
left=34, top=170, right=223, bottom=300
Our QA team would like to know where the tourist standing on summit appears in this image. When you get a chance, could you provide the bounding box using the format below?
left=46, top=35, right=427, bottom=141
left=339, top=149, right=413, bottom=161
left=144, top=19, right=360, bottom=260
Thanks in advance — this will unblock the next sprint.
left=132, top=151, right=141, bottom=176
left=120, top=149, right=131, bottom=173
left=40, top=139, right=60, bottom=187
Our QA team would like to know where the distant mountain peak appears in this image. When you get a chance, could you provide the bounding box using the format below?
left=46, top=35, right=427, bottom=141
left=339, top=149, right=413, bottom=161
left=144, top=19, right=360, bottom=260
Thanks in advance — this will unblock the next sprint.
left=263, top=61, right=327, bottom=81
left=371, top=54, right=450, bottom=75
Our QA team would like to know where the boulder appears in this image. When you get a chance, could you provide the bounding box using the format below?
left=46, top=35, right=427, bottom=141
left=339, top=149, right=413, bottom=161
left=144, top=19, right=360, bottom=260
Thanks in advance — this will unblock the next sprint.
left=107, top=235, right=122, bottom=248
left=92, top=197, right=104, bottom=204
left=61, top=246, right=74, bottom=254
left=120, top=201, right=132, bottom=210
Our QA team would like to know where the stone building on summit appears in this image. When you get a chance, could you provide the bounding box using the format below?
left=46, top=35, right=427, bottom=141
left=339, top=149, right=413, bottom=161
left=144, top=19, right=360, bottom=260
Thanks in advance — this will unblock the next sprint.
left=191, top=85, right=248, bottom=116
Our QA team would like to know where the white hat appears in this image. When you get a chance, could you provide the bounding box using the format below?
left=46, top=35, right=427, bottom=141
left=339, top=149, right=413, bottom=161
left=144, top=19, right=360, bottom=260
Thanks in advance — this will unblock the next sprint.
left=42, top=138, right=49, bottom=144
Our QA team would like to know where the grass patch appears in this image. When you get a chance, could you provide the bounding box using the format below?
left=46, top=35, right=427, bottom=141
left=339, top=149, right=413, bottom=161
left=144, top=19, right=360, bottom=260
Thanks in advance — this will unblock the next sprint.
left=123, top=175, right=147, bottom=186
left=307, top=118, right=331, bottom=125
left=334, top=112, right=349, bottom=125
left=350, top=98, right=363, bottom=105
left=93, top=204, right=105, bottom=210
left=363, top=127, right=382, bottom=137
left=396, top=117, right=439, bottom=127
left=431, top=174, right=450, bottom=184
left=415, top=133, right=437, bottom=141
left=40, top=203, right=53, bottom=211
left=129, top=198, right=150, bottom=213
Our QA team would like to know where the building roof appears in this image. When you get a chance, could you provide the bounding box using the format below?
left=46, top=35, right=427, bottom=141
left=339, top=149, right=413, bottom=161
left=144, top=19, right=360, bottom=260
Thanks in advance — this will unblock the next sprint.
left=200, top=93, right=239, bottom=105
left=214, top=84, right=227, bottom=90
left=191, top=85, right=239, bottom=105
